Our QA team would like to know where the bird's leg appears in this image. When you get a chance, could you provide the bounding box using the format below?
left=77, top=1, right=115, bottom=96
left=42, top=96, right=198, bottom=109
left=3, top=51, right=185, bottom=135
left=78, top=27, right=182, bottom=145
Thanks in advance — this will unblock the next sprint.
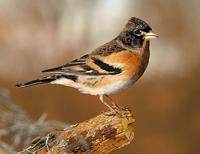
left=105, top=95, right=119, bottom=110
left=99, top=95, right=117, bottom=114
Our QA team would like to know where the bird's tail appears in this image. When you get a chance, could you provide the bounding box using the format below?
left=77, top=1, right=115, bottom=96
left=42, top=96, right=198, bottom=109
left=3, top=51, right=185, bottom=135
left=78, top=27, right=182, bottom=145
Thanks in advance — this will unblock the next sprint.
left=16, top=74, right=77, bottom=88
left=16, top=76, right=56, bottom=88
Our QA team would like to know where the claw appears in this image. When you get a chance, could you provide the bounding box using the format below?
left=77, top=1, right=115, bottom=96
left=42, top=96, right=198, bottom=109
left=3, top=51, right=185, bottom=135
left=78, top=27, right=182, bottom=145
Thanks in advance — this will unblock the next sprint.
left=99, top=95, right=125, bottom=117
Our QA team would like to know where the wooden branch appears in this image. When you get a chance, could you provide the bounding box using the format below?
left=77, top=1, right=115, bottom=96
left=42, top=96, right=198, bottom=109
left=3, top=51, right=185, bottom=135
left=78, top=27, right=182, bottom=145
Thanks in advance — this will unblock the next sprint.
left=19, top=108, right=135, bottom=154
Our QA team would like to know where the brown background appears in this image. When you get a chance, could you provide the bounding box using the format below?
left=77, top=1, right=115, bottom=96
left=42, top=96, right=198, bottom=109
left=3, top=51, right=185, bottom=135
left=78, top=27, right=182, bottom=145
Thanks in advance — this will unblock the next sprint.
left=0, top=0, right=200, bottom=153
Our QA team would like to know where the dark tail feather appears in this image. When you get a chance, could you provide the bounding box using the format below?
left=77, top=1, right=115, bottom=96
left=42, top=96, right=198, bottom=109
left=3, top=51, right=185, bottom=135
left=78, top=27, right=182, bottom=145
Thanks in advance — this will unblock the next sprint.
left=16, top=77, right=55, bottom=88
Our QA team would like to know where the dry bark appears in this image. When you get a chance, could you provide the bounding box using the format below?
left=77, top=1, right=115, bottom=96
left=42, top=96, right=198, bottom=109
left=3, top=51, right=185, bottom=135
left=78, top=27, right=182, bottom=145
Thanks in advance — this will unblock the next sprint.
left=19, top=108, right=135, bottom=154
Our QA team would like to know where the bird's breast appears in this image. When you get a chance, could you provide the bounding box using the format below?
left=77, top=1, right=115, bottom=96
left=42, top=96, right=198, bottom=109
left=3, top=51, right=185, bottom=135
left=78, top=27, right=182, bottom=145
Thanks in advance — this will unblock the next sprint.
left=98, top=48, right=149, bottom=81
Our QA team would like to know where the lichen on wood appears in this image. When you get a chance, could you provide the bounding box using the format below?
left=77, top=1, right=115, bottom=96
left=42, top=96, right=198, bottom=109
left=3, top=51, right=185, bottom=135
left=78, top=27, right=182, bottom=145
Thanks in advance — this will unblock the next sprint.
left=19, top=107, right=135, bottom=154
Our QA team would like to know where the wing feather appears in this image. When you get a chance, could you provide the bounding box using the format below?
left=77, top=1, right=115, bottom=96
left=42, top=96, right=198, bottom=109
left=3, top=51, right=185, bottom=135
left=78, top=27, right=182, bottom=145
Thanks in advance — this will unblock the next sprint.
left=42, top=39, right=125, bottom=76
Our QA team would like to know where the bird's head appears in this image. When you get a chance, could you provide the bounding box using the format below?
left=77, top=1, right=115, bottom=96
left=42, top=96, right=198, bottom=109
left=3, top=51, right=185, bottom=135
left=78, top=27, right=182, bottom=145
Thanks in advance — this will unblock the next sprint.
left=117, top=17, right=158, bottom=49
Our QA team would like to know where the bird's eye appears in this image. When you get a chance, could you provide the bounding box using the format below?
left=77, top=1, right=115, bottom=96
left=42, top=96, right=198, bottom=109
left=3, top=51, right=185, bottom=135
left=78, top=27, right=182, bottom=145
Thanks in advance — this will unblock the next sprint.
left=134, top=29, right=142, bottom=36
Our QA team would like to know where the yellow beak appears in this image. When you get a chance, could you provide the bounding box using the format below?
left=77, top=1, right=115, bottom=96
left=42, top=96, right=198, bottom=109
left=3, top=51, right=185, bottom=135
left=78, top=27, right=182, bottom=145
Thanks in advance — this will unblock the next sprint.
left=144, top=31, right=158, bottom=39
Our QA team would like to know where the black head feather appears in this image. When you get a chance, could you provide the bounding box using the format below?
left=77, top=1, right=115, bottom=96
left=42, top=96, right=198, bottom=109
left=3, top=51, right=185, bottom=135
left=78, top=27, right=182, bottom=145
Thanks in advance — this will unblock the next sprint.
left=117, top=17, right=152, bottom=49
left=127, top=17, right=152, bottom=32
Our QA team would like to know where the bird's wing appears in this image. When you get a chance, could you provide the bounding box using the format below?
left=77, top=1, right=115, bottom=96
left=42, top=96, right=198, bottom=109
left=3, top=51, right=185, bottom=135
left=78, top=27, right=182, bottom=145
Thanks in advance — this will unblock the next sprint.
left=42, top=54, right=122, bottom=76
left=42, top=40, right=125, bottom=76
left=42, top=54, right=89, bottom=74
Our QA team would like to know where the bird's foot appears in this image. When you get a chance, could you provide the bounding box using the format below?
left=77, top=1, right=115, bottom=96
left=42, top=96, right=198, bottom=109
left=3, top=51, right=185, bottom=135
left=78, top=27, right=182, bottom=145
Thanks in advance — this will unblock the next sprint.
left=102, top=103, right=123, bottom=117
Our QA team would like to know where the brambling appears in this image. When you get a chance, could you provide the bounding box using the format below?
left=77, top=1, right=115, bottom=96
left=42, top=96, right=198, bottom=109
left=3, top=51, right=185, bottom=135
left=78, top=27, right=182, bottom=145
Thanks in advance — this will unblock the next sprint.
left=16, top=17, right=157, bottom=113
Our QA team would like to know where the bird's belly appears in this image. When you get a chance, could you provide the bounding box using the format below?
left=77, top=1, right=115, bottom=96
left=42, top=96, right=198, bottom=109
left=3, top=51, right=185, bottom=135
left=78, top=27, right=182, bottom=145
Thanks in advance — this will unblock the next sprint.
left=76, top=75, right=135, bottom=96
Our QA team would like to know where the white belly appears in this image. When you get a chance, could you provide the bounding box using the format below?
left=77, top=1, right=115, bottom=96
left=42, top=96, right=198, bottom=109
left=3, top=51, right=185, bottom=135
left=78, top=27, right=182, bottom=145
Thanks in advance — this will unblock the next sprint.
left=51, top=75, right=137, bottom=96
left=77, top=79, right=133, bottom=96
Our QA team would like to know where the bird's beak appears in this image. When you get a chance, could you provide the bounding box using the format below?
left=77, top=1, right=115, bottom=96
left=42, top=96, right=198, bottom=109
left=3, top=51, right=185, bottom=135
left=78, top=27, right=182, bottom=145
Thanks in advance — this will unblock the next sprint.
left=144, top=31, right=158, bottom=39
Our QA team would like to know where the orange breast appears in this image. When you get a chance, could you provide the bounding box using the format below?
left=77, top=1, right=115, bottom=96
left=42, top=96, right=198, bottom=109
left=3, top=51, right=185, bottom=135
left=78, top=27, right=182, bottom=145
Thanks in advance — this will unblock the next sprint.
left=97, top=50, right=147, bottom=80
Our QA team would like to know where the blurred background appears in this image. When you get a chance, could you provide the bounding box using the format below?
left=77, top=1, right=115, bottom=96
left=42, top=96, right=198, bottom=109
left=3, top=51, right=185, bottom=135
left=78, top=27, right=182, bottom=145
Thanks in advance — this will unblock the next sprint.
left=0, top=0, right=200, bottom=153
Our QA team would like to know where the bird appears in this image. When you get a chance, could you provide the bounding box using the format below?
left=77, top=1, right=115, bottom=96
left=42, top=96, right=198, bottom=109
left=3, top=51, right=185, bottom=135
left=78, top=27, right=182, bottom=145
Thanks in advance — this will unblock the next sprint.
left=16, top=17, right=158, bottom=114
